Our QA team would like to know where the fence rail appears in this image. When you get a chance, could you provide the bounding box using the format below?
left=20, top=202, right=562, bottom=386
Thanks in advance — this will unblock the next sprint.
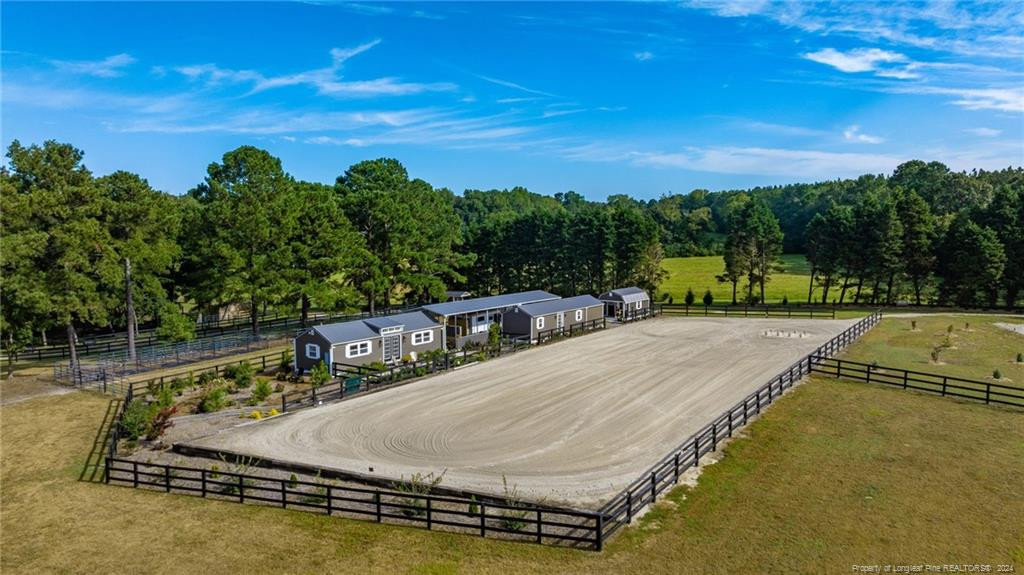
left=657, top=304, right=836, bottom=319
left=809, top=356, right=1024, bottom=408
left=596, top=311, right=882, bottom=540
left=104, top=457, right=602, bottom=549
left=536, top=317, right=606, bottom=344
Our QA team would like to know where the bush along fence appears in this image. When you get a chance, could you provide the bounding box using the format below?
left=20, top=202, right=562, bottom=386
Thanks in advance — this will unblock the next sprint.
left=809, top=356, right=1024, bottom=408
left=595, top=311, right=882, bottom=542
left=656, top=303, right=836, bottom=319
left=103, top=371, right=604, bottom=550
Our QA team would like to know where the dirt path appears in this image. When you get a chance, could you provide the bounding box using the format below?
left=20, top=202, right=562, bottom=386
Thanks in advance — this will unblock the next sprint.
left=185, top=317, right=857, bottom=509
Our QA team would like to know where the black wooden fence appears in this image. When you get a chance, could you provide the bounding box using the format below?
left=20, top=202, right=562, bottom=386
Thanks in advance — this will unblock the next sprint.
left=595, top=311, right=882, bottom=541
left=657, top=303, right=836, bottom=319
left=809, top=356, right=1024, bottom=408
left=536, top=317, right=606, bottom=344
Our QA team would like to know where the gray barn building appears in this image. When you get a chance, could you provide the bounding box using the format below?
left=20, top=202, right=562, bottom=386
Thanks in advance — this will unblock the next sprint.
left=502, top=295, right=604, bottom=343
left=293, top=310, right=443, bottom=374
left=421, top=290, right=560, bottom=349
left=599, top=287, right=652, bottom=320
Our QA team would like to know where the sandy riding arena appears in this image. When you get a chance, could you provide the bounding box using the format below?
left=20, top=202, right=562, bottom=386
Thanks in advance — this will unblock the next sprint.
left=185, top=317, right=857, bottom=509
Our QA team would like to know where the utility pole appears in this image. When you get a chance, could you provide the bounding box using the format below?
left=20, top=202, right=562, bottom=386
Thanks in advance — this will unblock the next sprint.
left=125, top=258, right=137, bottom=363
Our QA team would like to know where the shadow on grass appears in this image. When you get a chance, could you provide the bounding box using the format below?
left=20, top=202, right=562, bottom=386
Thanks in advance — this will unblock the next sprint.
left=78, top=397, right=121, bottom=483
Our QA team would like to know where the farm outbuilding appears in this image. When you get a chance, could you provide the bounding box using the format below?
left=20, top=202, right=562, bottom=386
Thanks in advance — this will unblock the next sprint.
left=445, top=290, right=472, bottom=301
left=599, top=287, right=652, bottom=320
left=502, top=295, right=604, bottom=342
left=293, top=311, right=443, bottom=374
left=422, top=290, right=560, bottom=349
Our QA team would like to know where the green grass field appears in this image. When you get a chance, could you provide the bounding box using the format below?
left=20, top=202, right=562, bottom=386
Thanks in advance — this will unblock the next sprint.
left=2, top=314, right=1022, bottom=573
left=842, top=314, right=1024, bottom=385
left=659, top=255, right=813, bottom=305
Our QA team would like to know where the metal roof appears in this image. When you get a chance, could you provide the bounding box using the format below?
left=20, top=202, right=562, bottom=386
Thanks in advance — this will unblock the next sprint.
left=422, top=290, right=560, bottom=316
left=445, top=290, right=471, bottom=297
left=599, top=287, right=650, bottom=304
left=311, top=311, right=440, bottom=344
left=514, top=295, right=603, bottom=317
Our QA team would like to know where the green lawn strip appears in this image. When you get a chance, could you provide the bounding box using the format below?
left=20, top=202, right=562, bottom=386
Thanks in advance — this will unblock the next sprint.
left=839, top=316, right=1024, bottom=386
left=660, top=255, right=812, bottom=305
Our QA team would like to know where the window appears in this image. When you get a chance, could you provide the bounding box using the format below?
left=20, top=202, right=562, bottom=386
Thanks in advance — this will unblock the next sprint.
left=305, top=343, right=320, bottom=360
left=536, top=317, right=545, bottom=330
left=635, top=301, right=643, bottom=310
left=575, top=309, right=584, bottom=322
left=346, top=341, right=371, bottom=358
left=412, top=330, right=433, bottom=345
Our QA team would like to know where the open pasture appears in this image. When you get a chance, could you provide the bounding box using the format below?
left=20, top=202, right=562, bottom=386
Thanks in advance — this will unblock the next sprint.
left=186, top=316, right=857, bottom=509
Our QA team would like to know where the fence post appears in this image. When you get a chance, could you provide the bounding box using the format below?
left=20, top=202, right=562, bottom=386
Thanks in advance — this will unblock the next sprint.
left=626, top=491, right=633, bottom=522
left=238, top=475, right=244, bottom=503
left=985, top=385, right=990, bottom=405
left=903, top=370, right=908, bottom=389
left=942, top=377, right=947, bottom=396
left=104, top=457, right=111, bottom=484
left=674, top=452, right=680, bottom=483
left=711, top=422, right=717, bottom=450
left=133, top=461, right=139, bottom=488
left=201, top=469, right=207, bottom=497
left=426, top=497, right=432, bottom=530
left=595, top=513, right=604, bottom=551
left=376, top=492, right=382, bottom=522
left=536, top=510, right=543, bottom=544
left=281, top=479, right=287, bottom=508
left=480, top=502, right=487, bottom=536
left=693, top=435, right=699, bottom=467
left=282, top=394, right=287, bottom=413
left=164, top=466, right=171, bottom=492
left=651, top=471, right=657, bottom=502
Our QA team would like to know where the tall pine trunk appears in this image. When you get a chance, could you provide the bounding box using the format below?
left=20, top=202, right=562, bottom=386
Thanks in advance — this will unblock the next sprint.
left=67, top=323, right=80, bottom=385
left=731, top=280, right=738, bottom=305
left=839, top=277, right=850, bottom=304
left=885, top=272, right=895, bottom=304
left=125, top=258, right=136, bottom=363
left=807, top=267, right=816, bottom=304
left=821, top=274, right=832, bottom=304
left=301, top=293, right=311, bottom=327
left=250, top=296, right=260, bottom=338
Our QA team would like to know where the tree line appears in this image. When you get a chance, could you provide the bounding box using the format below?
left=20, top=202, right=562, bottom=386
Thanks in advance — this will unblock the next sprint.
left=714, top=165, right=1022, bottom=308
left=2, top=139, right=1021, bottom=360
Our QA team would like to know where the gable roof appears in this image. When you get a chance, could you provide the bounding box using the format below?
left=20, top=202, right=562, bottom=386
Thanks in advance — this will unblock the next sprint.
left=599, top=287, right=650, bottom=304
left=422, top=290, right=559, bottom=316
left=514, top=295, right=603, bottom=317
left=309, top=311, right=440, bottom=345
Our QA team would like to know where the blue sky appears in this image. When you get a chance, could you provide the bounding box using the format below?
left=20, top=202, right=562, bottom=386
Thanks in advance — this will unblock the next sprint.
left=2, top=1, right=1022, bottom=199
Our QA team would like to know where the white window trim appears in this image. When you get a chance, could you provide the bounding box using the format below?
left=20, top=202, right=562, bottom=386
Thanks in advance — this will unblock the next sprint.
left=305, top=343, right=321, bottom=360
left=411, top=330, right=434, bottom=345
left=574, top=309, right=584, bottom=322
left=346, top=340, right=372, bottom=358
left=536, top=317, right=545, bottom=330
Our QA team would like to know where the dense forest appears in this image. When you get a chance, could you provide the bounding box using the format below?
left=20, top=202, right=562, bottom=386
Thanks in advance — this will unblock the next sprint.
left=2, top=140, right=1022, bottom=354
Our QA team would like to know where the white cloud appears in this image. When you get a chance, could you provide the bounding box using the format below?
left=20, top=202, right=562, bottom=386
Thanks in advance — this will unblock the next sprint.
left=634, top=51, right=654, bottom=62
left=964, top=127, right=1001, bottom=137
left=174, top=41, right=456, bottom=98
left=631, top=146, right=901, bottom=178
left=802, top=47, right=907, bottom=73
left=476, top=75, right=557, bottom=97
left=50, top=53, right=136, bottom=78
left=736, top=119, right=827, bottom=137
left=886, top=85, right=1024, bottom=113
left=843, top=125, right=885, bottom=144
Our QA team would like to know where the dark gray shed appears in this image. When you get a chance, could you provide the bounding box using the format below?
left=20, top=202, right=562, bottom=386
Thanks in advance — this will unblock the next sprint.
left=502, top=295, right=604, bottom=342
left=293, top=310, right=442, bottom=374
left=598, top=287, right=651, bottom=320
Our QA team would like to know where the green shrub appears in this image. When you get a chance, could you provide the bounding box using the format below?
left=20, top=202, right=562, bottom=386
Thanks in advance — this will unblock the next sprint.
left=233, top=361, right=254, bottom=388
left=702, top=289, right=714, bottom=307
left=145, top=406, right=176, bottom=440
left=279, top=349, right=293, bottom=372
left=993, top=369, right=1002, bottom=380
left=500, top=475, right=529, bottom=531
left=392, top=470, right=446, bottom=517
left=1017, top=352, right=1022, bottom=363
left=198, top=386, right=229, bottom=413
left=288, top=473, right=299, bottom=489
left=197, top=371, right=217, bottom=386
left=250, top=378, right=273, bottom=404
left=273, top=382, right=285, bottom=393
left=310, top=361, right=330, bottom=388
left=156, top=385, right=175, bottom=409
left=121, top=400, right=154, bottom=441
left=684, top=288, right=695, bottom=306
left=221, top=364, right=238, bottom=379
left=782, top=295, right=789, bottom=306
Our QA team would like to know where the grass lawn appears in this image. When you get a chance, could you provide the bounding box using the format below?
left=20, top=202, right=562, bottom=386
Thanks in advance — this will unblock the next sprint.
left=3, top=324, right=1022, bottom=573
left=660, top=254, right=813, bottom=305
left=842, top=315, right=1024, bottom=385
